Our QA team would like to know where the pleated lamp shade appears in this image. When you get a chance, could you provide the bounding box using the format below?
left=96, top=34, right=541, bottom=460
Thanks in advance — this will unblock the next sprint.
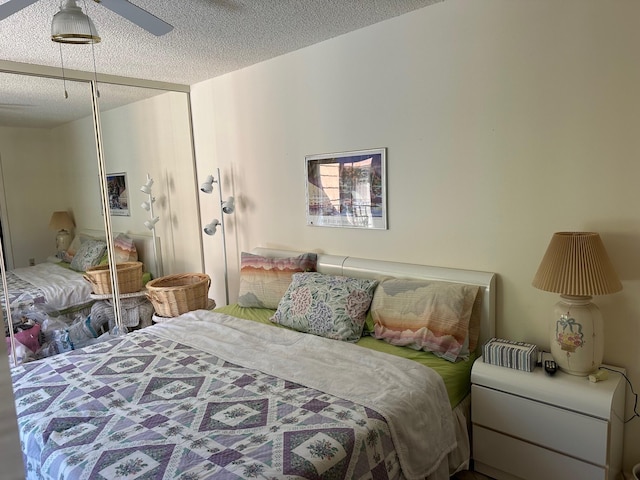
left=532, top=232, right=622, bottom=296
left=532, top=232, right=622, bottom=376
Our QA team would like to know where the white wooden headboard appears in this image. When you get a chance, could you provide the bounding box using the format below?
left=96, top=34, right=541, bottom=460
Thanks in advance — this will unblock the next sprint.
left=78, top=230, right=162, bottom=279
left=252, top=247, right=497, bottom=354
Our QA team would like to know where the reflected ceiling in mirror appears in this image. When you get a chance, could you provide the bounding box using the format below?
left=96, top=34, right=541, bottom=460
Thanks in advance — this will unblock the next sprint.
left=0, top=71, right=165, bottom=129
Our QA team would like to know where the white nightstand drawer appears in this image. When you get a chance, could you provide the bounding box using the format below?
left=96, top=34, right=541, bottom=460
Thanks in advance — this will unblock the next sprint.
left=474, top=426, right=605, bottom=480
left=472, top=384, right=608, bottom=464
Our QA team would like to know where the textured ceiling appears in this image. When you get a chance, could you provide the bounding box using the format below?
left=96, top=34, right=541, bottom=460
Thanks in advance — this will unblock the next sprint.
left=0, top=0, right=443, bottom=128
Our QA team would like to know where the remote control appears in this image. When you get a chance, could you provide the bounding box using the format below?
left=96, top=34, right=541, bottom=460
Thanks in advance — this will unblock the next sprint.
left=544, top=360, right=558, bottom=375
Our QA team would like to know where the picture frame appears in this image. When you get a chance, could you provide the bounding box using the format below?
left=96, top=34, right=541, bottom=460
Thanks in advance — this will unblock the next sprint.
left=305, top=148, right=387, bottom=229
left=106, top=172, right=130, bottom=216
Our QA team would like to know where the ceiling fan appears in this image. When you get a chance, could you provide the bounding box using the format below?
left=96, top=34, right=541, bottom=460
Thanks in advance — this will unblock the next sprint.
left=0, top=0, right=173, bottom=36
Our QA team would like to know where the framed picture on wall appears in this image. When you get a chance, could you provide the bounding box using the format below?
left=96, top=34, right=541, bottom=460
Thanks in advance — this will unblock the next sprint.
left=106, top=172, right=130, bottom=216
left=305, top=148, right=387, bottom=229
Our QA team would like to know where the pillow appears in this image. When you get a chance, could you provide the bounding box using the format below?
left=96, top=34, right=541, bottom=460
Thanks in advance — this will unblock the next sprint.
left=237, top=252, right=317, bottom=309
left=270, top=272, right=378, bottom=342
left=113, top=233, right=138, bottom=263
left=69, top=239, right=107, bottom=272
left=61, top=235, right=82, bottom=262
left=370, top=278, right=480, bottom=362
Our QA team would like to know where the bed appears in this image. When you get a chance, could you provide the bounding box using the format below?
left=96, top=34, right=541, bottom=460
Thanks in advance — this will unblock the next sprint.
left=10, top=248, right=496, bottom=480
left=3, top=231, right=159, bottom=362
left=2, top=231, right=158, bottom=317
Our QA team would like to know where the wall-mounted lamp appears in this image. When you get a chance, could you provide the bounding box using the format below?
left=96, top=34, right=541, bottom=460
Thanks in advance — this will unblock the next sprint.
left=200, top=168, right=235, bottom=304
left=140, top=173, right=162, bottom=277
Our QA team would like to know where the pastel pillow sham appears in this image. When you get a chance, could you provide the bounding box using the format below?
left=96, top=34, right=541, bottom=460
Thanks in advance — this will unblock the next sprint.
left=98, top=233, right=139, bottom=265
left=112, top=233, right=139, bottom=262
left=370, top=278, right=480, bottom=362
left=271, top=272, right=377, bottom=342
left=237, top=252, right=317, bottom=309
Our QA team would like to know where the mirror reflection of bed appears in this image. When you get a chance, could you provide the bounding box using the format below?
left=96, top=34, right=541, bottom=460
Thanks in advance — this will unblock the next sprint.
left=0, top=70, right=203, bottom=364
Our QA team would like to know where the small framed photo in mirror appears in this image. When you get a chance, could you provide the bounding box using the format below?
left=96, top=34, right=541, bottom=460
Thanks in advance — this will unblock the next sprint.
left=106, top=172, right=130, bottom=216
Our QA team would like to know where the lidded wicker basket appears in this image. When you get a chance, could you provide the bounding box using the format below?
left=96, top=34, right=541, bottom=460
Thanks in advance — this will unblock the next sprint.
left=84, top=261, right=143, bottom=295
left=146, top=273, right=211, bottom=318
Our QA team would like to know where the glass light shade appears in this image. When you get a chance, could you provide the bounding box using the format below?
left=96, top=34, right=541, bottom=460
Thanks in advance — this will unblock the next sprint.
left=51, top=0, right=101, bottom=44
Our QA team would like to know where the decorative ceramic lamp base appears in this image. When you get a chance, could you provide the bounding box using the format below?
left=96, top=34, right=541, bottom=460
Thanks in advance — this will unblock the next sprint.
left=56, top=229, right=71, bottom=254
left=550, top=295, right=603, bottom=376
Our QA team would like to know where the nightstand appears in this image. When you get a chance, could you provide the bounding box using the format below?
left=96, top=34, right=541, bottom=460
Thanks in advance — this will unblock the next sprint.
left=471, top=356, right=625, bottom=480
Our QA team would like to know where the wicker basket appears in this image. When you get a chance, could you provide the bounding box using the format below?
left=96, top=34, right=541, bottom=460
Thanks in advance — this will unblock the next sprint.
left=84, top=261, right=143, bottom=295
left=146, top=273, right=211, bottom=318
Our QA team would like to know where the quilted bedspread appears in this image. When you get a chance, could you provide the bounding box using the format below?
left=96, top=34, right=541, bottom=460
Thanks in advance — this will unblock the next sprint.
left=3, top=269, right=47, bottom=310
left=11, top=310, right=455, bottom=480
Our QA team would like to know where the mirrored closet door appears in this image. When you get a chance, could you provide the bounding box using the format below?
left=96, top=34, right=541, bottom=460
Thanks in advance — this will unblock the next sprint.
left=0, top=67, right=203, bottom=364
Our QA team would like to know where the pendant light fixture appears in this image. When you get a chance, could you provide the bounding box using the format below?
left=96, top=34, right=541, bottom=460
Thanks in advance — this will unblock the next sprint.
left=51, top=0, right=101, bottom=44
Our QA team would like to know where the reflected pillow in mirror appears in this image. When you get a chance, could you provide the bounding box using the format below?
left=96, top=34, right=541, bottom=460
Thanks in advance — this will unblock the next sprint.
left=113, top=233, right=138, bottom=263
left=70, top=239, right=107, bottom=272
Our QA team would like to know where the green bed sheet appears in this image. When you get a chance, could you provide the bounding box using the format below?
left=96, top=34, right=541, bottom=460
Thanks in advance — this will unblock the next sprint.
left=214, top=304, right=475, bottom=408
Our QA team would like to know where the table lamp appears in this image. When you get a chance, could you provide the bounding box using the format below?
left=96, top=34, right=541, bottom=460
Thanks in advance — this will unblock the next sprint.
left=49, top=211, right=75, bottom=254
left=532, top=232, right=622, bottom=376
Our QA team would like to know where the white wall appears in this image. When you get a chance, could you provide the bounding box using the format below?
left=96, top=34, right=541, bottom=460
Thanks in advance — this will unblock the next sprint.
left=97, top=91, right=202, bottom=275
left=0, top=127, right=69, bottom=267
left=191, top=0, right=640, bottom=471
left=1, top=90, right=203, bottom=276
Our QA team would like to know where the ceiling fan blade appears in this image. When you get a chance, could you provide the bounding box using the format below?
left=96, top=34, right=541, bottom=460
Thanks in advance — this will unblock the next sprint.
left=96, top=0, right=173, bottom=36
left=0, top=0, right=39, bottom=21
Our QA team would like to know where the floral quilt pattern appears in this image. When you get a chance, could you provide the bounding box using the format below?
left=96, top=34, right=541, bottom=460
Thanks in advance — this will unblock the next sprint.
left=3, top=270, right=46, bottom=312
left=11, top=331, right=403, bottom=480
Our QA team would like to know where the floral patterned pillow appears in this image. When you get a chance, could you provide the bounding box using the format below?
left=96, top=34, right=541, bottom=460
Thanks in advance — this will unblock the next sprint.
left=69, top=239, right=107, bottom=272
left=270, top=272, right=378, bottom=342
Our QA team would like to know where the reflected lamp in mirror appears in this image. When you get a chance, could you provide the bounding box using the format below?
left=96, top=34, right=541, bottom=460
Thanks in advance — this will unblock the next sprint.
left=144, top=216, right=160, bottom=230
left=49, top=211, right=75, bottom=253
left=51, top=0, right=101, bottom=44
left=140, top=177, right=154, bottom=195
left=532, top=232, right=622, bottom=376
left=141, top=199, right=154, bottom=211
